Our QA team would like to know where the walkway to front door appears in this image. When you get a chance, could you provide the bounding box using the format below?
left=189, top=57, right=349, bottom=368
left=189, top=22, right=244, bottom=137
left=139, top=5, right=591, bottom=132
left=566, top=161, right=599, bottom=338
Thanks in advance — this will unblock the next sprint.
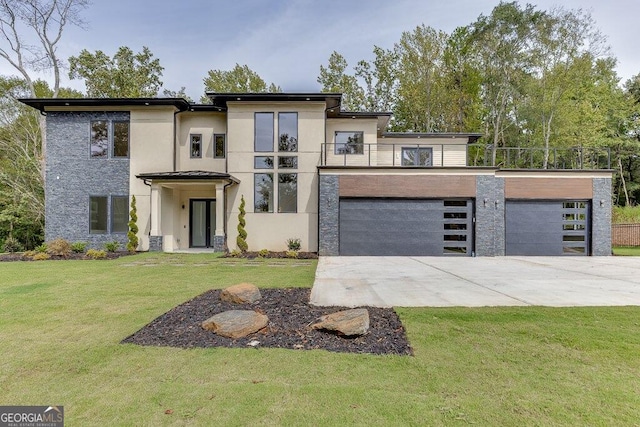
left=190, top=199, right=216, bottom=248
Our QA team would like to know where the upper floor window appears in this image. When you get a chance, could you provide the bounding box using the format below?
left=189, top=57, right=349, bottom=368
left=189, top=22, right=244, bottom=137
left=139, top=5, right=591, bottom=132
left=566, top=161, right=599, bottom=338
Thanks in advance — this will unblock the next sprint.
left=214, top=134, right=225, bottom=158
left=402, top=147, right=432, bottom=166
left=255, top=113, right=274, bottom=152
left=278, top=112, right=298, bottom=152
left=335, top=131, right=364, bottom=155
left=190, top=134, right=202, bottom=158
left=91, top=120, right=129, bottom=158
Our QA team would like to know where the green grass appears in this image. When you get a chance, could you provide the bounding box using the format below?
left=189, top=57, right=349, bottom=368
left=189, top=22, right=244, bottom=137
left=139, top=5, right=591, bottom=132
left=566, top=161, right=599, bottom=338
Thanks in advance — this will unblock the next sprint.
left=1, top=253, right=639, bottom=425
left=612, top=205, right=640, bottom=223
left=613, top=246, right=640, bottom=256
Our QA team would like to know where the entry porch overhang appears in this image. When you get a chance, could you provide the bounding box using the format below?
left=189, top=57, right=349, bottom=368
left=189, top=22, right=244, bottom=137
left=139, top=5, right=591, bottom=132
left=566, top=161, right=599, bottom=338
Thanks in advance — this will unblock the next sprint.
left=135, top=170, right=239, bottom=252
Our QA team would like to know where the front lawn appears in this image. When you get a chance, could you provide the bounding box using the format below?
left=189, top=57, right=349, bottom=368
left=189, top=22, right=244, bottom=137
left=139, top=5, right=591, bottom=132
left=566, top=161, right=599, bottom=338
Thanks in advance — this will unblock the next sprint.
left=1, top=253, right=638, bottom=425
left=613, top=246, right=640, bottom=256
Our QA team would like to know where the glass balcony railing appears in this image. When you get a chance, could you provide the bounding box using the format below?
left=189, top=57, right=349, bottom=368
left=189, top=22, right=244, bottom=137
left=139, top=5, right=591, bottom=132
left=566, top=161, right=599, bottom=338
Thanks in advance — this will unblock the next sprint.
left=320, top=143, right=611, bottom=170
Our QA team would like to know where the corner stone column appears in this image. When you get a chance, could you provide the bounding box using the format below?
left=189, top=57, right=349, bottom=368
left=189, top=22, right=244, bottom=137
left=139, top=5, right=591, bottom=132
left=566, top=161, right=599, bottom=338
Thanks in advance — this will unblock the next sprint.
left=475, top=175, right=505, bottom=256
left=592, top=177, right=612, bottom=256
left=319, top=175, right=339, bottom=256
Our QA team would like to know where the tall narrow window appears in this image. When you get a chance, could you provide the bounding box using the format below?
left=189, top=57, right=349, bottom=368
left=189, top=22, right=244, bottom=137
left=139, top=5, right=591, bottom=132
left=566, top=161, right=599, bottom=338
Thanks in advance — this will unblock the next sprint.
left=90, top=121, right=108, bottom=158
left=278, top=112, right=298, bottom=152
left=113, top=121, right=129, bottom=157
left=335, top=131, right=364, bottom=154
left=111, top=196, right=129, bottom=233
left=255, top=113, right=274, bottom=152
left=254, top=173, right=274, bottom=212
left=214, top=134, right=225, bottom=158
left=190, top=134, right=202, bottom=158
left=89, top=196, right=108, bottom=234
left=278, top=173, right=297, bottom=213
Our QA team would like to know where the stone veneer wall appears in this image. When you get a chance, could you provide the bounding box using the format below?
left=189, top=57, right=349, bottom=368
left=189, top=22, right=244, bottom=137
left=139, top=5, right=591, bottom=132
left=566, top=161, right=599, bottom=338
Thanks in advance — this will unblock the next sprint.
left=149, top=236, right=163, bottom=252
left=46, top=112, right=130, bottom=249
left=591, top=177, right=612, bottom=256
left=318, top=175, right=339, bottom=256
left=475, top=175, right=505, bottom=256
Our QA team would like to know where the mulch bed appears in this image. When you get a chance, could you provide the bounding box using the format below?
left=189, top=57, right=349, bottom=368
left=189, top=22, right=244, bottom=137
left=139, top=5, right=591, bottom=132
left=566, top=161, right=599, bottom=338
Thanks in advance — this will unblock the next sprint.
left=0, top=252, right=131, bottom=262
left=122, top=288, right=413, bottom=356
left=225, top=251, right=319, bottom=259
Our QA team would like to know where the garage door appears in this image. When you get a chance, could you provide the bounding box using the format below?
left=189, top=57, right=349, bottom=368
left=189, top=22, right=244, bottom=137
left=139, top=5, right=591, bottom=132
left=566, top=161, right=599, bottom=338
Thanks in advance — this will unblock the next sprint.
left=505, top=201, right=590, bottom=255
left=339, top=199, right=473, bottom=256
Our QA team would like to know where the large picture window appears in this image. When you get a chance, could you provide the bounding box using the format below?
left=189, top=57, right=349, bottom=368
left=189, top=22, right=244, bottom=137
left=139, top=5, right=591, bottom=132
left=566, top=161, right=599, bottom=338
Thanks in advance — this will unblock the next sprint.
left=278, top=173, right=297, bottom=213
left=90, top=196, right=108, bottom=234
left=111, top=196, right=129, bottom=233
left=255, top=113, right=274, bottom=152
left=90, top=121, right=108, bottom=158
left=278, top=112, right=298, bottom=152
left=254, top=173, right=274, bottom=212
left=113, top=121, right=129, bottom=157
left=335, top=131, right=364, bottom=154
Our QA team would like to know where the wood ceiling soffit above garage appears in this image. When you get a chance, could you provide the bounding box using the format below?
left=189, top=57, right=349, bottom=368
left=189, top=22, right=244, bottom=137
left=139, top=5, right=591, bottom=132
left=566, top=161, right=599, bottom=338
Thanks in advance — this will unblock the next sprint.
left=504, top=178, right=593, bottom=199
left=339, top=175, right=476, bottom=198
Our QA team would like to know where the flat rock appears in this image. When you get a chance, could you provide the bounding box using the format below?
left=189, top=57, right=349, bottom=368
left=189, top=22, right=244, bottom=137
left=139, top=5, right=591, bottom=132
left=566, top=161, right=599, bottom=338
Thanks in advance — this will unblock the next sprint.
left=220, top=283, right=261, bottom=304
left=202, top=310, right=268, bottom=339
left=311, top=308, right=369, bottom=336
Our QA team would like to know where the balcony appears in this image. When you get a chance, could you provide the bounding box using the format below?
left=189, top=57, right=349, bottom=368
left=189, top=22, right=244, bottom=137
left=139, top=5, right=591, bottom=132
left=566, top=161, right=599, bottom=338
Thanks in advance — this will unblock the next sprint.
left=320, top=143, right=611, bottom=170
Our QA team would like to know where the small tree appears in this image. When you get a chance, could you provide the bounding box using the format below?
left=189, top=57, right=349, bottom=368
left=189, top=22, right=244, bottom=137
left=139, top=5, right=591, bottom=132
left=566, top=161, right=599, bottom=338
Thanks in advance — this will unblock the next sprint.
left=236, top=195, right=248, bottom=253
left=127, top=195, right=138, bottom=252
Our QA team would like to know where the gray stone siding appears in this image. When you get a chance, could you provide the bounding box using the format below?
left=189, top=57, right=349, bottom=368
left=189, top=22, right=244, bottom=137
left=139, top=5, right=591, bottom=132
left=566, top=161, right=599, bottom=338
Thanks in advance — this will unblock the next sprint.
left=592, top=177, right=612, bottom=256
left=475, top=175, right=505, bottom=256
left=149, top=236, right=163, bottom=252
left=318, top=175, right=339, bottom=256
left=213, top=235, right=225, bottom=252
left=45, top=112, right=130, bottom=249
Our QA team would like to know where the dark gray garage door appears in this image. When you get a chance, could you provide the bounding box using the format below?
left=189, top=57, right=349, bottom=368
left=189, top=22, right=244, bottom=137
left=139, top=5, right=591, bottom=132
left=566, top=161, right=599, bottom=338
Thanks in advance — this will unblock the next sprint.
left=505, top=200, right=590, bottom=256
left=339, top=199, right=473, bottom=256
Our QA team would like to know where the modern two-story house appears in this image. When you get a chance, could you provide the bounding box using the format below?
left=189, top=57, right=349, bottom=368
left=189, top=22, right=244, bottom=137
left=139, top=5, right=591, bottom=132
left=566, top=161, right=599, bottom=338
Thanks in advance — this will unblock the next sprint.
left=21, top=92, right=613, bottom=256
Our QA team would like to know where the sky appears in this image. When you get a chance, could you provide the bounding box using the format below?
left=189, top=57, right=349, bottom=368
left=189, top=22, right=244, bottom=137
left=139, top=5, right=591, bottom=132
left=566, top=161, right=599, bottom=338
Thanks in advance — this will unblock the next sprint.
left=4, top=0, right=640, bottom=100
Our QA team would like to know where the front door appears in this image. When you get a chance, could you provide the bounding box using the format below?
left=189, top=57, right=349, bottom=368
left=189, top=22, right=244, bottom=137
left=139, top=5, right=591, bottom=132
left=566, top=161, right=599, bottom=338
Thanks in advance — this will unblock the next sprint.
left=190, top=199, right=216, bottom=248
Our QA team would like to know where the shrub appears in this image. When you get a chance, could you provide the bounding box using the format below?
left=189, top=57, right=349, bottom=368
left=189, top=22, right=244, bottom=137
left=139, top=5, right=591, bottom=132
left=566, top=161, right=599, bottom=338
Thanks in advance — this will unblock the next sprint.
left=286, top=238, right=301, bottom=251
left=286, top=250, right=298, bottom=259
left=23, top=250, right=37, bottom=258
left=32, top=253, right=51, bottom=261
left=229, top=249, right=242, bottom=258
left=86, top=249, right=107, bottom=259
left=46, top=238, right=72, bottom=257
left=71, top=241, right=87, bottom=253
left=236, top=195, right=248, bottom=252
left=104, top=241, right=120, bottom=252
left=35, top=243, right=47, bottom=253
left=258, top=249, right=269, bottom=258
left=2, top=236, right=22, bottom=253
left=127, top=195, right=139, bottom=252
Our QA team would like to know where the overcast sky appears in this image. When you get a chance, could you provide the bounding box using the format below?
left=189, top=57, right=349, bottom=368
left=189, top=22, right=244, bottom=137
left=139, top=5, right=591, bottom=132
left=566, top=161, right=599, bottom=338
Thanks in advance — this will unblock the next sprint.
left=5, top=0, right=640, bottom=100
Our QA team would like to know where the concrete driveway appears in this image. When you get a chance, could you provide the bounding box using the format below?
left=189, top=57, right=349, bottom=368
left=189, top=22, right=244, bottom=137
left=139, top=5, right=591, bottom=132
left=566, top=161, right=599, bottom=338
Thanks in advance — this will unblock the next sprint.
left=310, top=256, right=640, bottom=307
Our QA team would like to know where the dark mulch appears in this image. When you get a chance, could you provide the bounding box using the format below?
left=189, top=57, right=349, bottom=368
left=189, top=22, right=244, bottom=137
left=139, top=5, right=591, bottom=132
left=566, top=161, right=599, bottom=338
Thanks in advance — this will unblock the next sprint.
left=225, top=251, right=318, bottom=259
left=122, top=288, right=412, bottom=356
left=0, top=251, right=132, bottom=262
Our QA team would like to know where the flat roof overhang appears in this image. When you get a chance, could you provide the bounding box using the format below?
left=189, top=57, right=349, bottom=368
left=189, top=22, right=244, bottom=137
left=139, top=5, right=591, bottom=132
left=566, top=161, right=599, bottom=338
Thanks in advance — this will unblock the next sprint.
left=19, top=97, right=191, bottom=113
left=206, top=92, right=343, bottom=110
left=136, top=170, right=239, bottom=184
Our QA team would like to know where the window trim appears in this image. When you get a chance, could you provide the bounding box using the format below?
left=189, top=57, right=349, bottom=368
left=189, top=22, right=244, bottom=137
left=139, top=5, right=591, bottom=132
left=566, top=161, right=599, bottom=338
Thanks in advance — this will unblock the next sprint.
left=89, top=195, right=108, bottom=234
left=190, top=133, right=203, bottom=159
left=278, top=112, right=298, bottom=152
left=334, top=131, right=364, bottom=155
left=112, top=121, right=130, bottom=158
left=110, top=195, right=129, bottom=234
left=214, top=133, right=226, bottom=158
left=254, top=112, right=275, bottom=152
left=90, top=120, right=109, bottom=159
left=254, top=173, right=274, bottom=213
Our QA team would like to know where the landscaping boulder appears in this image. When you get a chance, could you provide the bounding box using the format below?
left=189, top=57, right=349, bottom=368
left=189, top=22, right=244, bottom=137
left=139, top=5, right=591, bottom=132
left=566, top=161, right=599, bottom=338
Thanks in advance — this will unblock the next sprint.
left=311, top=308, right=370, bottom=336
left=201, top=310, right=268, bottom=339
left=220, top=283, right=261, bottom=304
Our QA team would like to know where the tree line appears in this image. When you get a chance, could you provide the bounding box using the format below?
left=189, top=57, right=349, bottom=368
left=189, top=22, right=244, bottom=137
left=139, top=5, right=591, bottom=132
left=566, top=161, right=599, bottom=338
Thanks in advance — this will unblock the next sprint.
left=1, top=0, right=639, bottom=250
